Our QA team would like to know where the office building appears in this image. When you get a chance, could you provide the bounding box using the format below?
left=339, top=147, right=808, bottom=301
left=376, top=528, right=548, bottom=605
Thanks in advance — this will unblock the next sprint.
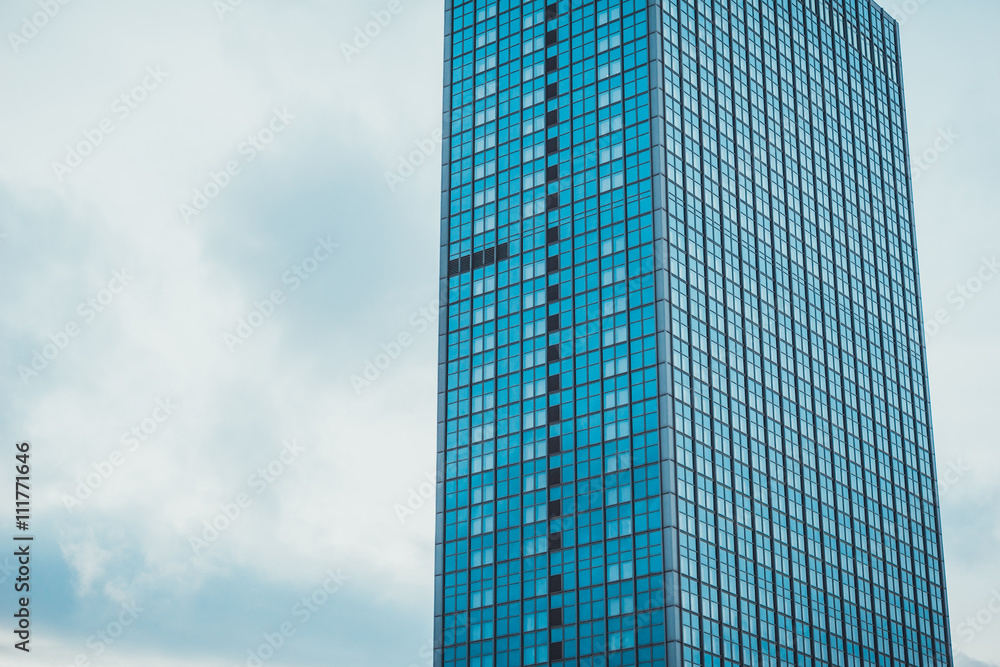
left=434, top=0, right=952, bottom=665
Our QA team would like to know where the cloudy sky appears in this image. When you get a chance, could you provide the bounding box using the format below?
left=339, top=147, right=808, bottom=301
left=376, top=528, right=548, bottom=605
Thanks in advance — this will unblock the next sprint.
left=0, top=0, right=995, bottom=665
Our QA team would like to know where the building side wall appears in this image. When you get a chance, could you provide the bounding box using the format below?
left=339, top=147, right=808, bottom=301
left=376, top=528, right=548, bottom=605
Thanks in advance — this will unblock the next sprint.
left=435, top=0, right=953, bottom=665
left=655, top=0, right=952, bottom=665
left=435, top=0, right=671, bottom=665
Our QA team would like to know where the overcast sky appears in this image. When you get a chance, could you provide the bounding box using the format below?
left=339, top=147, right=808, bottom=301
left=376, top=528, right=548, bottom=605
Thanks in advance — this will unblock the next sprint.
left=0, top=0, right=996, bottom=665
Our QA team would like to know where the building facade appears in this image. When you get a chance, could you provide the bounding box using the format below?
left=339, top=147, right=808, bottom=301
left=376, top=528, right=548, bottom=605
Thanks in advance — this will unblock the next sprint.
left=434, top=0, right=952, bottom=665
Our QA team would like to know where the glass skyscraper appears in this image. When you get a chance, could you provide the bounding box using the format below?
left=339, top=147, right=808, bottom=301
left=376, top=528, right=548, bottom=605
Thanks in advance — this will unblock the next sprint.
left=434, top=0, right=952, bottom=665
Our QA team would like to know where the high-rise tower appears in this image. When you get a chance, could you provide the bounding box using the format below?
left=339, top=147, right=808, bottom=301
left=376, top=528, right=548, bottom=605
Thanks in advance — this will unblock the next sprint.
left=434, top=0, right=952, bottom=665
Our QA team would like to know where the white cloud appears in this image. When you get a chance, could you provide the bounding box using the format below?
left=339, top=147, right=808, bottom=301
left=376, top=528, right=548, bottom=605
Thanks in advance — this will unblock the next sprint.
left=60, top=527, right=114, bottom=595
left=0, top=0, right=997, bottom=664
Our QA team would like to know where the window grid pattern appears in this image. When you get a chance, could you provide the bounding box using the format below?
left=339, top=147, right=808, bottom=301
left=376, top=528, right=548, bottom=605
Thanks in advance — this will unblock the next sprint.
left=656, top=0, right=951, bottom=666
left=436, top=0, right=952, bottom=666
left=435, top=0, right=669, bottom=666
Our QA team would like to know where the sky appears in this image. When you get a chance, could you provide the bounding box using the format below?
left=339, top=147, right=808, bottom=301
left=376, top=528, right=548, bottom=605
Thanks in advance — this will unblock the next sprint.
left=0, top=0, right=995, bottom=665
